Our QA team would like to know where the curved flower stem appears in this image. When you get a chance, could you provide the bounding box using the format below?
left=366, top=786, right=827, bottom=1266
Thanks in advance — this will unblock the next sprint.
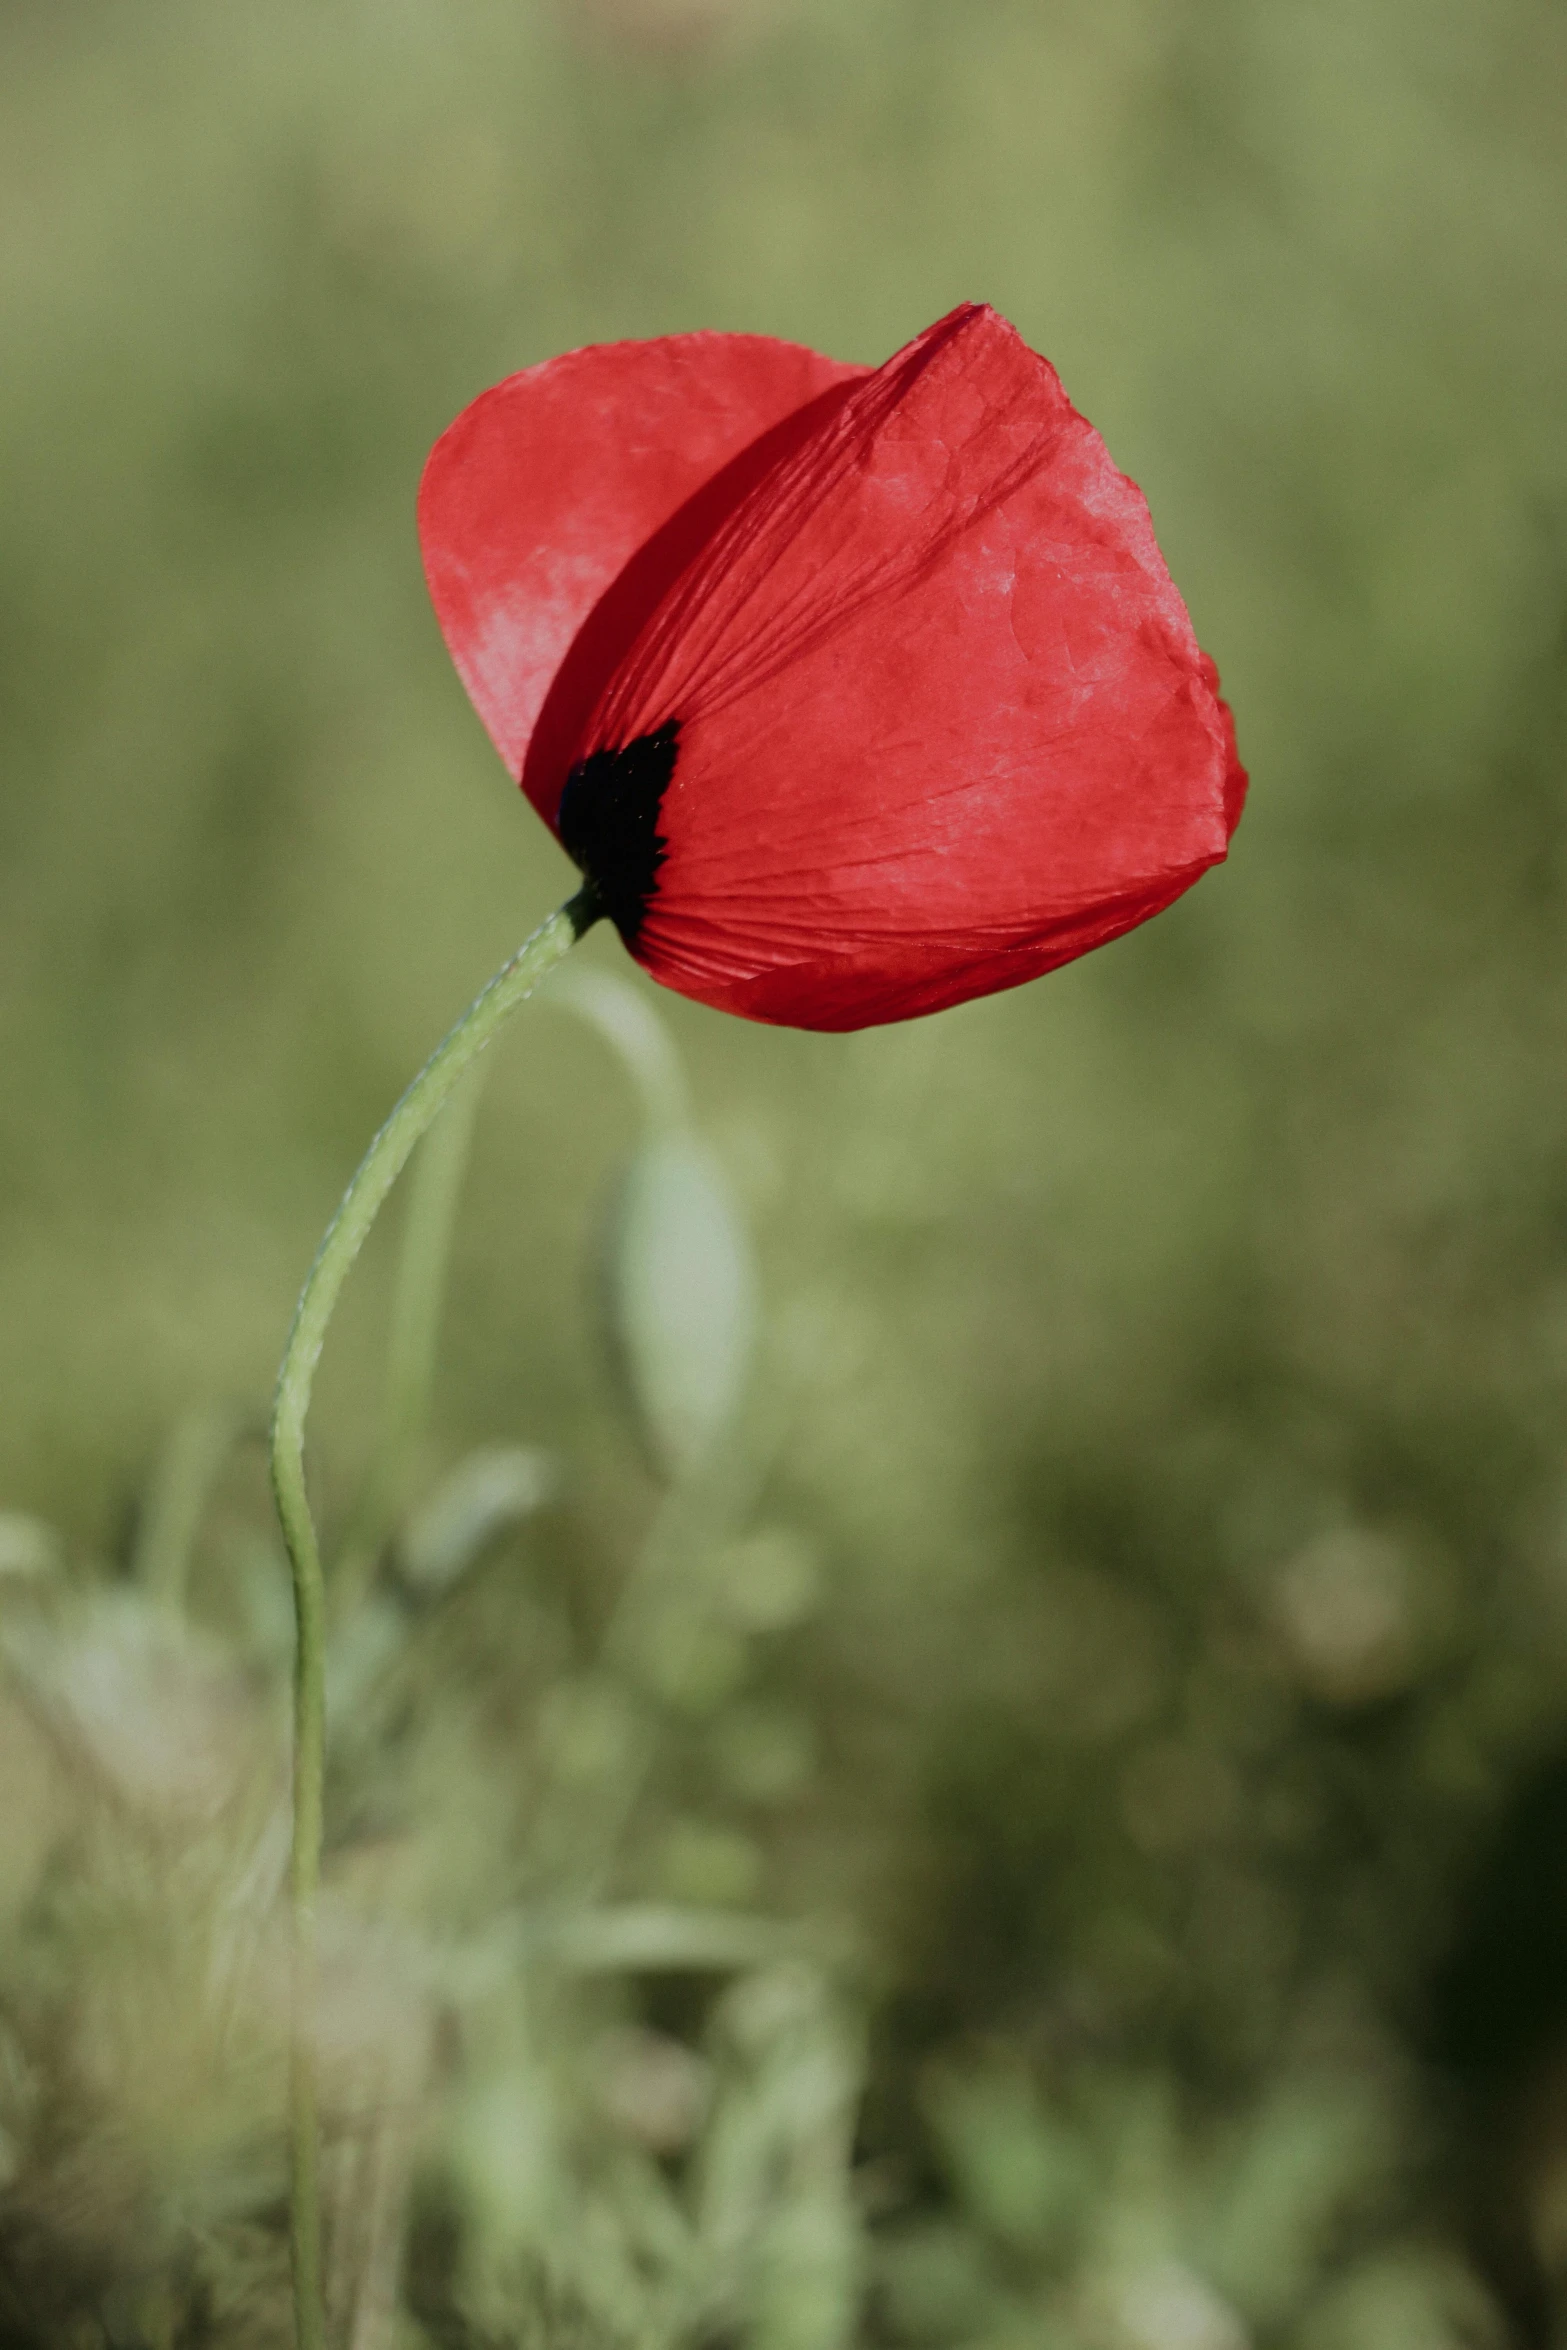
left=269, top=887, right=599, bottom=2350
left=330, top=1057, right=491, bottom=1629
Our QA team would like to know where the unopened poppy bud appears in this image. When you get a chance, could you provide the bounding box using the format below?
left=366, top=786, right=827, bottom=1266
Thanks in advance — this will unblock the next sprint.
left=602, top=1129, right=757, bottom=1482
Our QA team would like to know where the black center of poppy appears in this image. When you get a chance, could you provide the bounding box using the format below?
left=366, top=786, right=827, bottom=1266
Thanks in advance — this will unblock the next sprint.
left=556, top=720, right=680, bottom=945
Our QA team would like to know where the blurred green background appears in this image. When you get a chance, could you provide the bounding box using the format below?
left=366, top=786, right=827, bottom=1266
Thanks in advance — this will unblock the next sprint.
left=3, top=2, right=1567, bottom=2345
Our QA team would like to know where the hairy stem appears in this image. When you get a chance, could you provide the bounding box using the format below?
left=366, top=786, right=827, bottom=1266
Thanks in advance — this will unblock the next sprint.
left=269, top=888, right=598, bottom=2350
left=331, top=1057, right=490, bottom=1626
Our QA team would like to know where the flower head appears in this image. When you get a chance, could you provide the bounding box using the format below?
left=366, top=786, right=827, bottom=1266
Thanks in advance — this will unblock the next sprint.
left=419, top=304, right=1245, bottom=1030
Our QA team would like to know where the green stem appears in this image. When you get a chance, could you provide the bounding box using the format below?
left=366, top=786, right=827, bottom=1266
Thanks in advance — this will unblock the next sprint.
left=331, top=1057, right=490, bottom=1626
left=133, top=1399, right=258, bottom=1614
left=530, top=1371, right=775, bottom=1902
left=269, top=888, right=598, bottom=2350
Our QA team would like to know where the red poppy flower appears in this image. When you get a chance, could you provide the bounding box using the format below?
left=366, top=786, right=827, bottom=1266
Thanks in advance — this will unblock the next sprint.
left=419, top=303, right=1245, bottom=1031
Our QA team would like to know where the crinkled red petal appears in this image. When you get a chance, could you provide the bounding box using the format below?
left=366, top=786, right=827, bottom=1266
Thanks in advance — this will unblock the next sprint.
left=421, top=305, right=1246, bottom=1030
left=573, top=304, right=1246, bottom=1026
left=418, top=331, right=864, bottom=823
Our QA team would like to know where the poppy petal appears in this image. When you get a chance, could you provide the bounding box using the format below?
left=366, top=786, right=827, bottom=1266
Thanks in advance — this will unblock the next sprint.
left=420, top=305, right=1246, bottom=1031
left=563, top=303, right=1244, bottom=1029
left=418, top=332, right=865, bottom=820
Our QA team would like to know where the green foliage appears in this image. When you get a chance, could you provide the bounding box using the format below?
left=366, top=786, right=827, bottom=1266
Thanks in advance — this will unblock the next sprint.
left=0, top=1036, right=862, bottom=2348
